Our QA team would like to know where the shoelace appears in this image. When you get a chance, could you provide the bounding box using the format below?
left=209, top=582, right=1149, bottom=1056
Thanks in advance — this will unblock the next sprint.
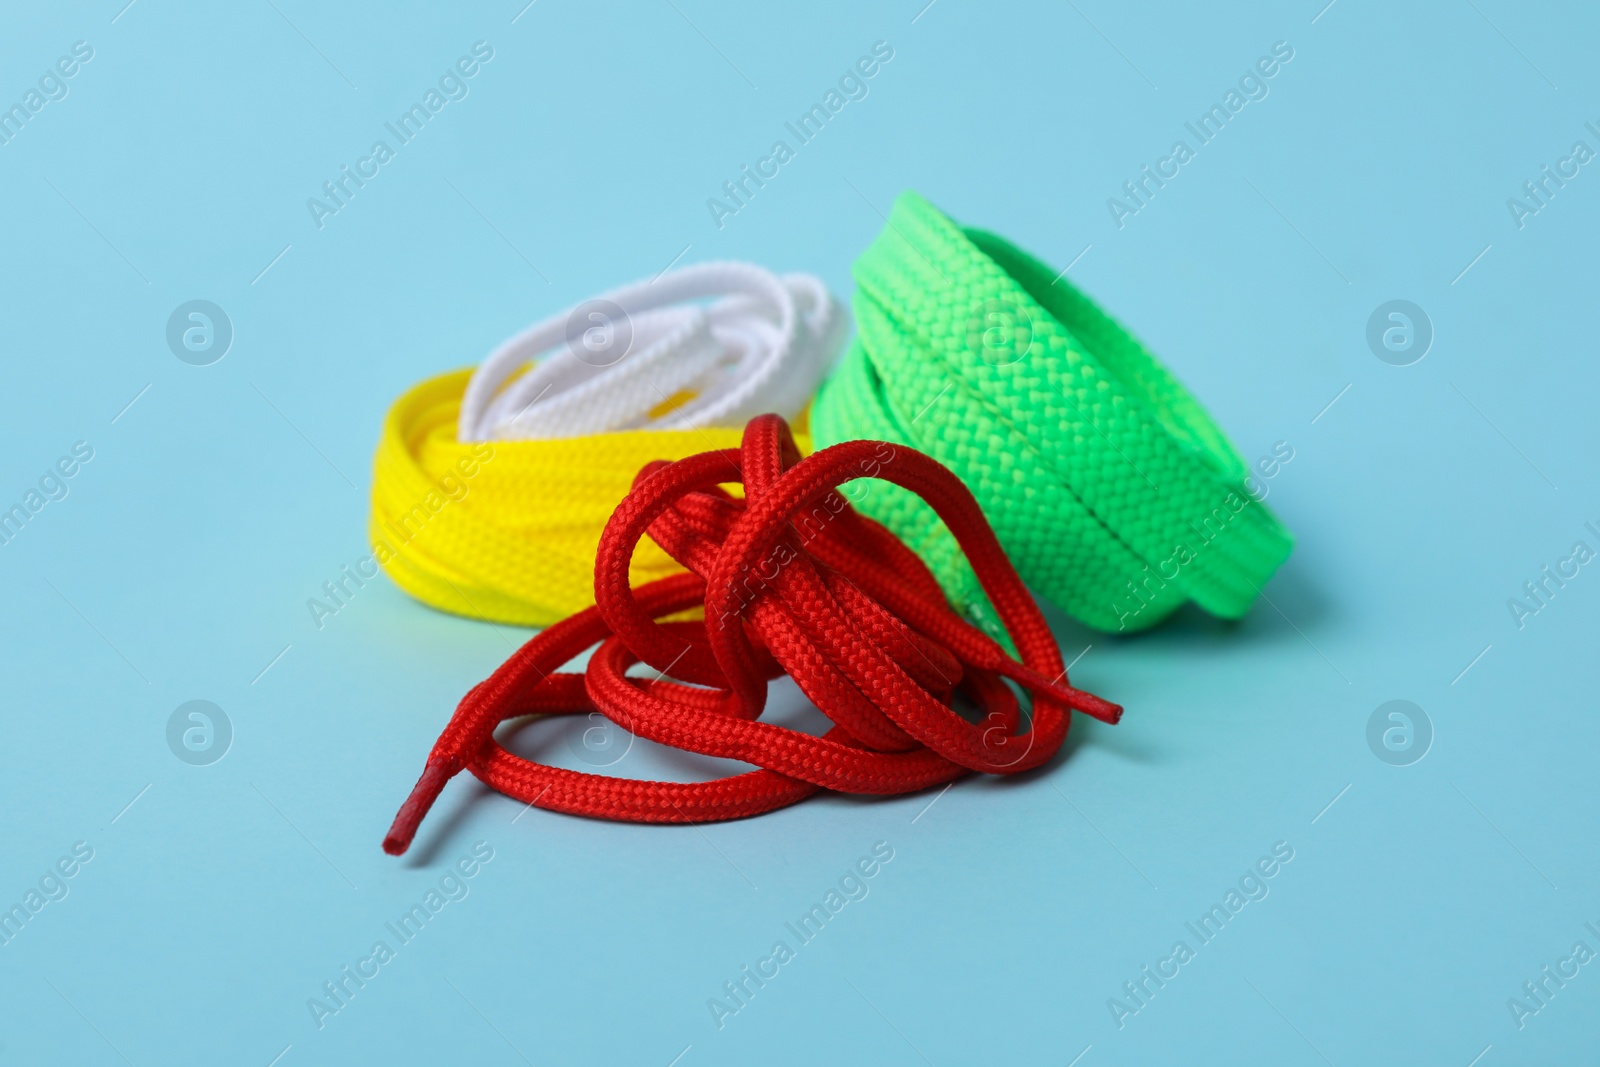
left=383, top=414, right=1120, bottom=855
left=369, top=264, right=842, bottom=627
left=458, top=262, right=844, bottom=441
left=810, top=191, right=1294, bottom=636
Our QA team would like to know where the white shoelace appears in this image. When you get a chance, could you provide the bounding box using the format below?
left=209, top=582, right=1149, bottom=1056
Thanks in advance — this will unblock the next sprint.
left=457, top=262, right=847, bottom=442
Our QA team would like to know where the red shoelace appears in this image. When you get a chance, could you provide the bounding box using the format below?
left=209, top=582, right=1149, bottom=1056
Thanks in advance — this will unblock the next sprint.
left=384, top=414, right=1120, bottom=855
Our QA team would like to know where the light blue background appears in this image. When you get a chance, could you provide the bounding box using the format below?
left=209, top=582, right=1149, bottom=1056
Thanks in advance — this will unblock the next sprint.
left=1, top=1, right=1596, bottom=1063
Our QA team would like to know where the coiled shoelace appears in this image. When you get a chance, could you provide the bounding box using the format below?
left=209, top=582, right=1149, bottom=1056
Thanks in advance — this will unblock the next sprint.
left=811, top=191, right=1293, bottom=635
left=369, top=263, right=842, bottom=627
left=383, top=414, right=1120, bottom=855
left=458, top=262, right=844, bottom=441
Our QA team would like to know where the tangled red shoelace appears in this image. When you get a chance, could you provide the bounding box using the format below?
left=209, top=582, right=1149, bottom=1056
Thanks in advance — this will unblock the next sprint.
left=384, top=414, right=1121, bottom=855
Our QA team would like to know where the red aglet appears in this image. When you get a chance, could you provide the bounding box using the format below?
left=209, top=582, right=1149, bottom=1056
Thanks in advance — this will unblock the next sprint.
left=383, top=759, right=458, bottom=856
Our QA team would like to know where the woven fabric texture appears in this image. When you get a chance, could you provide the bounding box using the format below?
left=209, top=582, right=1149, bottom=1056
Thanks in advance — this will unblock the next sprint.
left=383, top=414, right=1119, bottom=854
left=370, top=367, right=813, bottom=627
left=811, top=191, right=1293, bottom=634
left=457, top=262, right=843, bottom=442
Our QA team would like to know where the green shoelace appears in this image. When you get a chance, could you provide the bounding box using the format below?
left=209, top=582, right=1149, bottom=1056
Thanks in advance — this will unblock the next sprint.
left=812, top=191, right=1293, bottom=635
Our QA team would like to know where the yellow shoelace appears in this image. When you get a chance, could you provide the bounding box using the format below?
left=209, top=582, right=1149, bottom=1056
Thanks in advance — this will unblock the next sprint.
left=369, top=368, right=811, bottom=627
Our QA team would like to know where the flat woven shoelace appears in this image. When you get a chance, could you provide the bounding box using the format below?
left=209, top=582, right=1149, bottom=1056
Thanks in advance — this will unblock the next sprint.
left=383, top=414, right=1120, bottom=855
left=369, top=263, right=840, bottom=627
left=811, top=191, right=1294, bottom=635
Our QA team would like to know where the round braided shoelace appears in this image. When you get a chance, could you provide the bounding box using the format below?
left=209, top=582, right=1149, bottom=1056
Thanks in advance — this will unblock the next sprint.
left=369, top=263, right=842, bottom=627
left=383, top=414, right=1120, bottom=855
left=811, top=191, right=1293, bottom=636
